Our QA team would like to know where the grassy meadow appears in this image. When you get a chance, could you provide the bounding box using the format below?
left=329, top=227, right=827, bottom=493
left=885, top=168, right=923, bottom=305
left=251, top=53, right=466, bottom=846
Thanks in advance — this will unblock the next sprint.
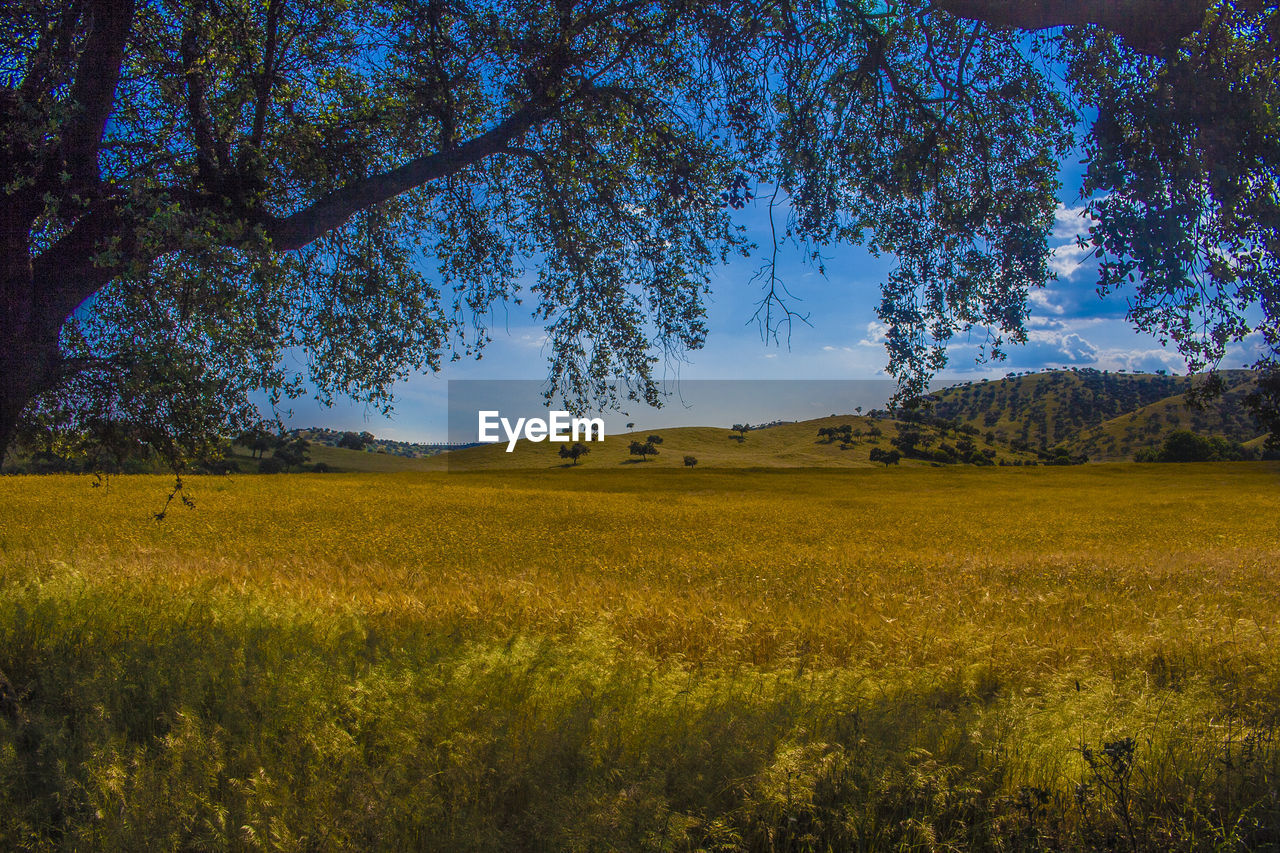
left=1, top=464, right=1279, bottom=850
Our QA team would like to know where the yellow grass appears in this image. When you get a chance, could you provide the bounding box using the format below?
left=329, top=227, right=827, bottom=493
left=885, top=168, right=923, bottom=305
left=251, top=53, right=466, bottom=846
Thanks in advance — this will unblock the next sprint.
left=2, top=464, right=1279, bottom=850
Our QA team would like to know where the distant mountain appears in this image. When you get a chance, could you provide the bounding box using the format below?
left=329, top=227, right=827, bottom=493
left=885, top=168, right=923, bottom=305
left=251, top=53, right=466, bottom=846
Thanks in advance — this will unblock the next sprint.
left=925, top=369, right=1264, bottom=459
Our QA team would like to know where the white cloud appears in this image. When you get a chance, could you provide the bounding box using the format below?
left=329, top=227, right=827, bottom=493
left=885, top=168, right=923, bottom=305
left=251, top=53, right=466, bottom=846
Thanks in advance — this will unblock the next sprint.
left=1052, top=203, right=1091, bottom=241
left=1059, top=333, right=1098, bottom=361
left=1091, top=347, right=1187, bottom=373
left=1047, top=203, right=1097, bottom=281
left=857, top=321, right=888, bottom=347
left=1048, top=241, right=1093, bottom=280
left=513, top=331, right=549, bottom=350
left=1028, top=288, right=1065, bottom=315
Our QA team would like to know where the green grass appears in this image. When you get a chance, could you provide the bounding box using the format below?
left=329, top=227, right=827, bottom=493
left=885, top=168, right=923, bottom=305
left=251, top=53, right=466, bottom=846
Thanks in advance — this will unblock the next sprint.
left=2, top=465, right=1279, bottom=850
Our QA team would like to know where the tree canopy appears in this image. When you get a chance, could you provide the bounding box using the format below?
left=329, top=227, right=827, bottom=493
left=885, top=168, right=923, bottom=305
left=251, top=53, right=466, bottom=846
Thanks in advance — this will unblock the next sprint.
left=2, top=0, right=1278, bottom=466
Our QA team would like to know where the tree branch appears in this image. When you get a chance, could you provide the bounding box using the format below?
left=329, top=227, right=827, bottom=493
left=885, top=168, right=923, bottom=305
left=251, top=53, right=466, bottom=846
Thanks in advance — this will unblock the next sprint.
left=30, top=197, right=135, bottom=322
left=932, top=0, right=1229, bottom=53
left=182, top=3, right=229, bottom=187
left=248, top=0, right=284, bottom=150
left=60, top=0, right=135, bottom=189
left=260, top=102, right=553, bottom=250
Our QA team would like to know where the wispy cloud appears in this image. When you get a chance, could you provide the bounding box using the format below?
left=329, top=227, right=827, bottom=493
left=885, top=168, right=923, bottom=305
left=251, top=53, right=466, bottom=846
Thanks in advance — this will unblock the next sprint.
left=857, top=321, right=888, bottom=347
left=1048, top=203, right=1096, bottom=281
left=1029, top=288, right=1066, bottom=315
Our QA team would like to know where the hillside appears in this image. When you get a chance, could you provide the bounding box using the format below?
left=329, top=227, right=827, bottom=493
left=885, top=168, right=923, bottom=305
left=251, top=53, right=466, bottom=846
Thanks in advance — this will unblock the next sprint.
left=8, top=370, right=1269, bottom=475
left=926, top=368, right=1264, bottom=457
left=230, top=443, right=440, bottom=473
left=1066, top=378, right=1263, bottom=460
left=435, top=414, right=1039, bottom=470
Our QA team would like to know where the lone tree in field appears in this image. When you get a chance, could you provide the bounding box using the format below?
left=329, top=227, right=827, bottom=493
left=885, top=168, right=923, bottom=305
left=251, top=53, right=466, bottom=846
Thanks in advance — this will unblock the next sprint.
left=683, top=455, right=697, bottom=467
left=629, top=439, right=659, bottom=461
left=3, top=0, right=1278, bottom=468
left=558, top=441, right=590, bottom=465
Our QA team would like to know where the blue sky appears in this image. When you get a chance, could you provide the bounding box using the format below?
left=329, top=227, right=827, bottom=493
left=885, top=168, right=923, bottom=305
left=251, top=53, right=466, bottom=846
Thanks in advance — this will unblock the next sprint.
left=271, top=156, right=1267, bottom=442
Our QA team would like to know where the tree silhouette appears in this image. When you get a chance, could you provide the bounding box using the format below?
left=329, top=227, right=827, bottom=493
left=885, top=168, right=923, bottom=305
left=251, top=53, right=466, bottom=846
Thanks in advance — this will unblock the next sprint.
left=558, top=442, right=591, bottom=465
left=629, top=440, right=659, bottom=461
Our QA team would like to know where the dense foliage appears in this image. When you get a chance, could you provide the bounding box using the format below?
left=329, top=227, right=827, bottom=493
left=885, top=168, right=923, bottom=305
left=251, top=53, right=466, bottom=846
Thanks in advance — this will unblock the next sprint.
left=2, top=0, right=1278, bottom=466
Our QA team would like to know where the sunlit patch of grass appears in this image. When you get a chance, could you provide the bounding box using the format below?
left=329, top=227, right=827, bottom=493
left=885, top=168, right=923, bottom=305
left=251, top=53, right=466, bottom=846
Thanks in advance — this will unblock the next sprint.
left=1, top=464, right=1278, bottom=849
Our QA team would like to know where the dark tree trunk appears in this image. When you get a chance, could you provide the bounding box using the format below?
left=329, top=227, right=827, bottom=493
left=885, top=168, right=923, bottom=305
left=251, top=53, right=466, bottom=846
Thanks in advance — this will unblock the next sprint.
left=1, top=206, right=37, bottom=463
left=0, top=326, right=60, bottom=464
left=0, top=218, right=64, bottom=463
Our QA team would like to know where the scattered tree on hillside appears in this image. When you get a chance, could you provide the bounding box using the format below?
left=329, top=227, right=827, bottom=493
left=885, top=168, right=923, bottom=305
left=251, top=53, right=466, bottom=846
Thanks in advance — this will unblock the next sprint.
left=337, top=431, right=375, bottom=451
left=683, top=455, right=698, bottom=467
left=869, top=447, right=901, bottom=466
left=1136, top=431, right=1253, bottom=462
left=559, top=442, right=591, bottom=465
left=891, top=428, right=928, bottom=458
left=629, top=440, right=660, bottom=461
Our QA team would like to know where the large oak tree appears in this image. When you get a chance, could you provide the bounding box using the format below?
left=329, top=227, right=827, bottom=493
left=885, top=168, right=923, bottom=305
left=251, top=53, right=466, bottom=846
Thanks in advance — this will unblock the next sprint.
left=1, top=0, right=1276, bottom=466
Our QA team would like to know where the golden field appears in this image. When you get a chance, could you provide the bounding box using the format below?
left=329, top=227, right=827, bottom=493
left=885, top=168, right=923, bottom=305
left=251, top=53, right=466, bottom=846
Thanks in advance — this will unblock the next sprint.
left=1, top=464, right=1279, bottom=850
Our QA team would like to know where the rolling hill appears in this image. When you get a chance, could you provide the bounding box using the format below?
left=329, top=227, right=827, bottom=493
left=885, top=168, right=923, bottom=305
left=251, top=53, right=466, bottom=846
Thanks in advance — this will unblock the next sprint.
left=10, top=369, right=1266, bottom=474
left=925, top=368, right=1264, bottom=458
left=433, top=414, right=1037, bottom=470
left=284, top=370, right=1270, bottom=472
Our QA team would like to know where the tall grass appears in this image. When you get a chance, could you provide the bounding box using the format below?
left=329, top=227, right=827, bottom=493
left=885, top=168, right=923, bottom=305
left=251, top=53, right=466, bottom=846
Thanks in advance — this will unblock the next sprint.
left=1, top=464, right=1278, bottom=849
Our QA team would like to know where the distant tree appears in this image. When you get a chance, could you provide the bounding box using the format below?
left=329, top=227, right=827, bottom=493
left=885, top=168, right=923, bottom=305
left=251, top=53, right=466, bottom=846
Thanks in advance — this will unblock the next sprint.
left=626, top=423, right=636, bottom=431
left=238, top=426, right=274, bottom=460
left=337, top=431, right=374, bottom=451
left=683, top=455, right=698, bottom=467
left=647, top=434, right=664, bottom=446
left=1246, top=372, right=1280, bottom=455
left=869, top=447, right=901, bottom=466
left=273, top=437, right=311, bottom=471
left=891, top=428, right=926, bottom=457
left=629, top=439, right=660, bottom=461
left=1141, top=430, right=1252, bottom=463
left=817, top=426, right=835, bottom=443
left=559, top=442, right=591, bottom=465
left=258, top=455, right=287, bottom=474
